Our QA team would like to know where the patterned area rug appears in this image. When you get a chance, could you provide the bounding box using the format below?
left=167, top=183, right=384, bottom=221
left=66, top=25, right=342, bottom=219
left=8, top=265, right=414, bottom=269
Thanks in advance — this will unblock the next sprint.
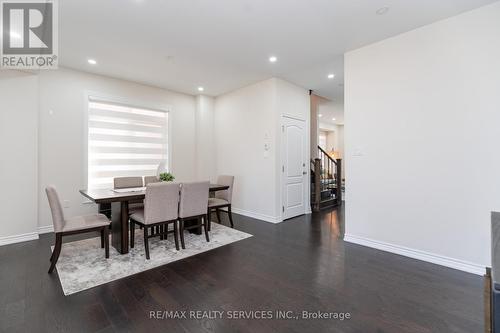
left=53, top=223, right=252, bottom=295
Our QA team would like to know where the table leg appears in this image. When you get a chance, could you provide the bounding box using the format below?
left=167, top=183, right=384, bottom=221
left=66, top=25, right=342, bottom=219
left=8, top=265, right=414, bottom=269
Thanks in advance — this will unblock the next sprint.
left=111, top=201, right=129, bottom=254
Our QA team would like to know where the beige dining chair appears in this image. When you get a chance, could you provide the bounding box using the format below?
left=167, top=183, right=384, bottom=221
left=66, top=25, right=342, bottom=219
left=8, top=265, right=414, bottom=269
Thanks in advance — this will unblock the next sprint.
left=144, top=175, right=159, bottom=186
left=113, top=176, right=144, bottom=214
left=208, top=175, right=234, bottom=229
left=178, top=181, right=210, bottom=249
left=129, top=182, right=180, bottom=259
left=46, top=186, right=111, bottom=273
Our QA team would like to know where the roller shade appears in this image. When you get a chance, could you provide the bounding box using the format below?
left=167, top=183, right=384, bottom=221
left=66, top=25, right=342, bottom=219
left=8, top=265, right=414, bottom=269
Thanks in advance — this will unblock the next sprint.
left=87, top=99, right=169, bottom=189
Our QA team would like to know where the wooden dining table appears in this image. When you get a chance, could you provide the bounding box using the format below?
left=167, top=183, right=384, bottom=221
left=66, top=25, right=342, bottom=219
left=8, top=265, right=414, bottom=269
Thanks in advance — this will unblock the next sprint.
left=80, top=184, right=229, bottom=254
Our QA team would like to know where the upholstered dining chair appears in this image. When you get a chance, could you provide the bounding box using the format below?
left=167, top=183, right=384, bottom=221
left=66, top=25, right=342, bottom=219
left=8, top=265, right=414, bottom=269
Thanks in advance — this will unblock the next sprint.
left=46, top=186, right=111, bottom=274
left=144, top=175, right=159, bottom=186
left=129, top=182, right=180, bottom=259
left=208, top=175, right=234, bottom=229
left=114, top=176, right=144, bottom=214
left=113, top=176, right=143, bottom=189
left=178, top=181, right=210, bottom=248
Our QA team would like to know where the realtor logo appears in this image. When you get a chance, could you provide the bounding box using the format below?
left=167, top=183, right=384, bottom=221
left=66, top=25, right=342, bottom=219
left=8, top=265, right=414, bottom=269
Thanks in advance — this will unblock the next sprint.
left=1, top=0, right=58, bottom=69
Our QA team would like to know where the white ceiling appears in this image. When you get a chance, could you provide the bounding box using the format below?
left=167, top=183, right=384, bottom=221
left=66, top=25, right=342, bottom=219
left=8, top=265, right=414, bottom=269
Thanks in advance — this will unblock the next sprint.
left=59, top=0, right=497, bottom=100
left=318, top=99, right=344, bottom=125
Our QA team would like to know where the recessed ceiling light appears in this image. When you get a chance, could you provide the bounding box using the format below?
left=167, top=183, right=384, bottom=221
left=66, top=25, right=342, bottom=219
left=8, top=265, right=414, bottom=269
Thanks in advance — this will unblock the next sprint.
left=318, top=114, right=322, bottom=118
left=269, top=56, right=277, bottom=63
left=87, top=59, right=97, bottom=65
left=327, top=74, right=335, bottom=79
left=332, top=118, right=336, bottom=121
left=376, top=7, right=389, bottom=15
left=197, top=86, right=204, bottom=92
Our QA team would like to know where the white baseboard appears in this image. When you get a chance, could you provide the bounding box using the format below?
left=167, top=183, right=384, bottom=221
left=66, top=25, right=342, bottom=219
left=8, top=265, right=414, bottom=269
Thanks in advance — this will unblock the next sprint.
left=344, top=234, right=485, bottom=276
left=38, top=225, right=54, bottom=234
left=231, top=208, right=282, bottom=224
left=0, top=232, right=39, bottom=246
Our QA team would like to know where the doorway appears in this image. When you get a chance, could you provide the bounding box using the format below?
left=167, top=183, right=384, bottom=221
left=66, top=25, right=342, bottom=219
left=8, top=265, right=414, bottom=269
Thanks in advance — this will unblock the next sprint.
left=281, top=116, right=308, bottom=220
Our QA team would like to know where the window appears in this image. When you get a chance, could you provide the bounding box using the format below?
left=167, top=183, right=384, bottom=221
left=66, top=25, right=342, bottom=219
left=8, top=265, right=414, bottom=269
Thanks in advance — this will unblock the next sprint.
left=87, top=98, right=169, bottom=189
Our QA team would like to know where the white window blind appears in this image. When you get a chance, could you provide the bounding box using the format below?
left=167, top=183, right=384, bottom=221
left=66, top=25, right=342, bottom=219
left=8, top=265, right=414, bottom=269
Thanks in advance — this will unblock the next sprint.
left=87, top=99, right=169, bottom=189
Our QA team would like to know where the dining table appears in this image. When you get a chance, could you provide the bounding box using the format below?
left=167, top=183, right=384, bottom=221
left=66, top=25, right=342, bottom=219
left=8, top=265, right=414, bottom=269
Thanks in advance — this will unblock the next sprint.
left=80, top=183, right=229, bottom=254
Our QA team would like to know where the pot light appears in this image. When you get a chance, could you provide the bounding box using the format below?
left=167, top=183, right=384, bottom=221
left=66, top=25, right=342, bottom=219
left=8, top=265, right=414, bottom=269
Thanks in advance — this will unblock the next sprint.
left=197, top=86, right=204, bottom=92
left=376, top=7, right=389, bottom=15
left=327, top=74, right=335, bottom=79
left=318, top=114, right=323, bottom=118
left=332, top=118, right=336, bottom=121
left=87, top=59, right=97, bottom=65
left=269, top=56, right=277, bottom=63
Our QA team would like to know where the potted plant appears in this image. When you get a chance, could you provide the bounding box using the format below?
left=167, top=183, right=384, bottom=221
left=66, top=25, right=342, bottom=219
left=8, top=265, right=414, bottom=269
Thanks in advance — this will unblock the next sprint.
left=159, top=172, right=175, bottom=182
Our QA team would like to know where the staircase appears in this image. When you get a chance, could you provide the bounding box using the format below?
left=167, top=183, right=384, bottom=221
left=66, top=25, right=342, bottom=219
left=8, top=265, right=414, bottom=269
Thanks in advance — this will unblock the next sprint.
left=311, top=146, right=342, bottom=211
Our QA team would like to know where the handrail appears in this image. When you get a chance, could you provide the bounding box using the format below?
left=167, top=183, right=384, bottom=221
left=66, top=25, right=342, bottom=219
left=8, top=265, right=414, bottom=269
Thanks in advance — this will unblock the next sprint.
left=318, top=146, right=337, bottom=165
left=311, top=146, right=342, bottom=212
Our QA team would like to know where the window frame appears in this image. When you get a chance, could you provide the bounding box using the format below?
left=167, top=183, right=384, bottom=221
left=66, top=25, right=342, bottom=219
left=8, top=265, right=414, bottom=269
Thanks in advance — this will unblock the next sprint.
left=83, top=91, right=172, bottom=194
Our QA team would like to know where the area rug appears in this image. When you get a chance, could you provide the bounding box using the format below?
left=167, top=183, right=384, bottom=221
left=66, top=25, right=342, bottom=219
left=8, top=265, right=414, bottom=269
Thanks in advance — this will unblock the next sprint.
left=53, top=224, right=252, bottom=295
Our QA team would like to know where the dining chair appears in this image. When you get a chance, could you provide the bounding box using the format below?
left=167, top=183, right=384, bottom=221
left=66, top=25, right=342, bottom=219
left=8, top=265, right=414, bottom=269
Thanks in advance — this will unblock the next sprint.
left=114, top=176, right=144, bottom=214
left=114, top=176, right=144, bottom=189
left=208, top=175, right=234, bottom=229
left=129, top=182, right=180, bottom=259
left=46, top=186, right=110, bottom=274
left=178, top=181, right=210, bottom=248
left=144, top=175, right=159, bottom=186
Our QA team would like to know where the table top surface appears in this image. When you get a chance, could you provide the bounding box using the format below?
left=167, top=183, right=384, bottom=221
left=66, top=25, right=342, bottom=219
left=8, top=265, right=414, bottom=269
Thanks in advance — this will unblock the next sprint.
left=80, top=184, right=229, bottom=204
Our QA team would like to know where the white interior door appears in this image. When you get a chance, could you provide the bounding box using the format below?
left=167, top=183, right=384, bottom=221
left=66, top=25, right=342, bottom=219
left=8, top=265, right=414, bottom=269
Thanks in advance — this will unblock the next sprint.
left=282, top=116, right=307, bottom=220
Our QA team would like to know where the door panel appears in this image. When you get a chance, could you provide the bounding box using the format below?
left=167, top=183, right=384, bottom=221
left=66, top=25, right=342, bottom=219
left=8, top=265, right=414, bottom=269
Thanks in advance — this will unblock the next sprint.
left=282, top=116, right=307, bottom=220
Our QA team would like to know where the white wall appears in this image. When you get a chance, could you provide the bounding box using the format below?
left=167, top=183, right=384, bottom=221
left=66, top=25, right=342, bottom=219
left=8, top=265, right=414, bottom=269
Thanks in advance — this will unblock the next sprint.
left=345, top=2, right=500, bottom=274
left=214, top=78, right=309, bottom=222
left=214, top=79, right=278, bottom=222
left=0, top=72, right=39, bottom=244
left=195, top=95, right=216, bottom=181
left=37, top=68, right=197, bottom=229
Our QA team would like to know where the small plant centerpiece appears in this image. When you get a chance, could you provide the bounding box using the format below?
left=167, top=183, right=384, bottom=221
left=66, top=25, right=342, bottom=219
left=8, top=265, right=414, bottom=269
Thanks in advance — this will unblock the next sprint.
left=159, top=172, right=175, bottom=182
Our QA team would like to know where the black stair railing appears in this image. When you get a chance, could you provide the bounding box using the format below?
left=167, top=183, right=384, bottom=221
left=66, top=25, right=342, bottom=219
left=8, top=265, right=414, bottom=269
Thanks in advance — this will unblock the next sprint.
left=311, top=146, right=342, bottom=212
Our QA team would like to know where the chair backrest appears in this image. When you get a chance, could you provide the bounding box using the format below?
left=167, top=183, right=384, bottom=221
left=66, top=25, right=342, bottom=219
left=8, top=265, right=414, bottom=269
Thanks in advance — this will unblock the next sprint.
left=179, top=181, right=209, bottom=218
left=215, top=175, right=234, bottom=203
left=45, top=186, right=65, bottom=233
left=144, top=176, right=159, bottom=186
left=144, top=182, right=180, bottom=224
left=114, top=176, right=143, bottom=189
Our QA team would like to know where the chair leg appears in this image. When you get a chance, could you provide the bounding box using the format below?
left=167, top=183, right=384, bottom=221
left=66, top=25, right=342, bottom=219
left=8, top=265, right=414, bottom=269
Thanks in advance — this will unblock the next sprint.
left=203, top=215, right=210, bottom=242
left=207, top=209, right=212, bottom=231
left=100, top=229, right=105, bottom=248
left=179, top=220, right=185, bottom=249
left=216, top=209, right=222, bottom=223
left=144, top=227, right=150, bottom=260
left=130, top=221, right=135, bottom=248
left=48, top=233, right=62, bottom=274
left=228, top=205, right=234, bottom=228
left=173, top=222, right=180, bottom=251
left=104, top=227, right=109, bottom=259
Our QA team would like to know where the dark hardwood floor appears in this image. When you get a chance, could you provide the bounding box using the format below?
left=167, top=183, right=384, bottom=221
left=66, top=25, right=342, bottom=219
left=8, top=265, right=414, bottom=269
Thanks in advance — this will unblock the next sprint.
left=0, top=207, right=484, bottom=332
